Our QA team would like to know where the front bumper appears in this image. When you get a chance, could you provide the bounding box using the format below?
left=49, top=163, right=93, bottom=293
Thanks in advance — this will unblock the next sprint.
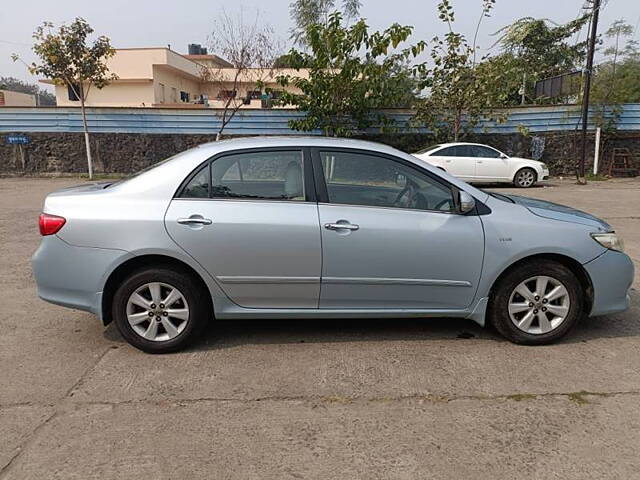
left=584, top=249, right=635, bottom=316
left=32, top=235, right=132, bottom=316
left=540, top=168, right=550, bottom=180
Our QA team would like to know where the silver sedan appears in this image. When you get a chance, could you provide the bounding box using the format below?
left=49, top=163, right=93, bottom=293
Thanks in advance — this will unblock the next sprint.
left=32, top=137, right=634, bottom=353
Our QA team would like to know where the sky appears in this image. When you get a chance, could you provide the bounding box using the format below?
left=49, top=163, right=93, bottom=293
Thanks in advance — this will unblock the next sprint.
left=1, top=0, right=639, bottom=93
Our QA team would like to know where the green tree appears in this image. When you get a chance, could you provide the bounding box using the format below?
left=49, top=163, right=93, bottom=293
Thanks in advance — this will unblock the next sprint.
left=413, top=0, right=502, bottom=142
left=0, top=77, right=56, bottom=105
left=485, top=15, right=589, bottom=105
left=289, top=0, right=362, bottom=46
left=590, top=20, right=640, bottom=131
left=592, top=20, right=640, bottom=104
left=14, top=18, right=117, bottom=178
left=273, top=53, right=296, bottom=68
left=276, top=12, right=425, bottom=137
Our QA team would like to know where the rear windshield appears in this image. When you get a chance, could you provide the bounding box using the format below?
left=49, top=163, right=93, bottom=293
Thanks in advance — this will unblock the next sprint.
left=105, top=154, right=181, bottom=188
left=415, top=144, right=442, bottom=155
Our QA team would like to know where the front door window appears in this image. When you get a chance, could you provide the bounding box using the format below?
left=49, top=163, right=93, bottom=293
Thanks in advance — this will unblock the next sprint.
left=320, top=151, right=455, bottom=212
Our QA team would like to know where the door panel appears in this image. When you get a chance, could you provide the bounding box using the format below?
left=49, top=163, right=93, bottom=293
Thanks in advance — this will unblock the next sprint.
left=318, top=204, right=484, bottom=309
left=314, top=148, right=484, bottom=310
left=472, top=146, right=508, bottom=180
left=432, top=146, right=475, bottom=179
left=166, top=200, right=321, bottom=308
left=475, top=158, right=509, bottom=180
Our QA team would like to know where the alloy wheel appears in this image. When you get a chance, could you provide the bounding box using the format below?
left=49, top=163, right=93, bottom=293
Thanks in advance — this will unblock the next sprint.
left=516, top=169, right=535, bottom=187
left=507, top=275, right=570, bottom=335
left=126, top=282, right=190, bottom=342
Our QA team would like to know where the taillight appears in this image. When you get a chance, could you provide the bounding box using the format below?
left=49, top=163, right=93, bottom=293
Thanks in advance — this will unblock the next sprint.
left=39, top=213, right=66, bottom=236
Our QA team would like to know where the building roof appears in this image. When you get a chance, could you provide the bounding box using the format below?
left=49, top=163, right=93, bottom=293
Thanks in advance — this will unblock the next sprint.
left=183, top=54, right=233, bottom=68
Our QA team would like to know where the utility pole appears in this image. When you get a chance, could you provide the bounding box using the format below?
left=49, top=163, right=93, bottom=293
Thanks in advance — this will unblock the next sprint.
left=520, top=73, right=527, bottom=105
left=578, top=0, right=601, bottom=184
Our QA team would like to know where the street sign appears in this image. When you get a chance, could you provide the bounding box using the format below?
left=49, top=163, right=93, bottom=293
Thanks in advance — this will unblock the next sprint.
left=5, top=135, right=30, bottom=145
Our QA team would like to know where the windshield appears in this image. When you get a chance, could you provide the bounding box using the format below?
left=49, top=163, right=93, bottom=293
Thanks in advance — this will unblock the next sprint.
left=415, top=144, right=442, bottom=155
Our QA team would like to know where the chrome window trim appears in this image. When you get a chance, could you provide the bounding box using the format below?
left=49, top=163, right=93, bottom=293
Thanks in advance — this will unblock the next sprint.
left=316, top=202, right=459, bottom=216
left=170, top=197, right=312, bottom=205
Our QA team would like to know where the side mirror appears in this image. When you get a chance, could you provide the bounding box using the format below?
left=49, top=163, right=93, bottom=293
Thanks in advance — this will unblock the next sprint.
left=459, top=191, right=476, bottom=214
left=500, top=154, right=509, bottom=159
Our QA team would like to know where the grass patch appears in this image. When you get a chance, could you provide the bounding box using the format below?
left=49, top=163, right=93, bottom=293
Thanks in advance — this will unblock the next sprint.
left=506, top=393, right=537, bottom=402
left=567, top=391, right=591, bottom=405
left=586, top=173, right=609, bottom=181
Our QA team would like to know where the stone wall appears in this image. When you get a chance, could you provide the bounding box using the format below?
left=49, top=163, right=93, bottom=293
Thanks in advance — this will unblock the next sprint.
left=1, top=130, right=639, bottom=176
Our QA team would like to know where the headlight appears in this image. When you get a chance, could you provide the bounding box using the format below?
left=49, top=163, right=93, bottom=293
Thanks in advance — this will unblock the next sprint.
left=591, top=232, right=625, bottom=252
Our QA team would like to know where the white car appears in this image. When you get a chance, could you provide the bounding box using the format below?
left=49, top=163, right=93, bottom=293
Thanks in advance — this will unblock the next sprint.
left=413, top=142, right=550, bottom=188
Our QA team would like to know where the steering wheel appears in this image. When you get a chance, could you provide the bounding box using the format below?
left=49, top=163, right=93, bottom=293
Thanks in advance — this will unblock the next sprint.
left=394, top=179, right=427, bottom=210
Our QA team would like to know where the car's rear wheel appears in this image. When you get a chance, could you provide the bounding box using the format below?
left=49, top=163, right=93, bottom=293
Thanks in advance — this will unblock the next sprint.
left=488, top=260, right=583, bottom=345
left=112, top=267, right=210, bottom=353
left=513, top=168, right=537, bottom=188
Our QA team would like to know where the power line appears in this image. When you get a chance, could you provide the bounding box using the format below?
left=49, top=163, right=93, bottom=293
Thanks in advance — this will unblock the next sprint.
left=0, top=39, right=31, bottom=47
left=573, top=1, right=590, bottom=47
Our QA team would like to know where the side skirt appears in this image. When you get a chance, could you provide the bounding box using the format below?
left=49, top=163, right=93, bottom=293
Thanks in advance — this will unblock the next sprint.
left=212, top=296, right=488, bottom=325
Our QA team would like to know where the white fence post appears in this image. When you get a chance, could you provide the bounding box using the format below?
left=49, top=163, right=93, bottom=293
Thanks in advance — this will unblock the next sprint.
left=593, top=127, right=601, bottom=175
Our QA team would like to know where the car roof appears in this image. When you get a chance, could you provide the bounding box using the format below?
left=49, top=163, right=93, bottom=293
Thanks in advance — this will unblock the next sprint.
left=431, top=142, right=498, bottom=148
left=196, top=136, right=405, bottom=157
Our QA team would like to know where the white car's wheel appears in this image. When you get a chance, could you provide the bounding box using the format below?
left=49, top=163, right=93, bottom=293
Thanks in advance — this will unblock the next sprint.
left=514, top=168, right=537, bottom=188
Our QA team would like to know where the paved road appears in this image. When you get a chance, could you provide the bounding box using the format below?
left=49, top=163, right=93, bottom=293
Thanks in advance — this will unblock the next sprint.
left=1, top=177, right=638, bottom=479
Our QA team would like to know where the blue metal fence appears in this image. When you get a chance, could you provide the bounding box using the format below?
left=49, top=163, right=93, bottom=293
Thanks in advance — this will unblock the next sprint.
left=1, top=104, right=639, bottom=135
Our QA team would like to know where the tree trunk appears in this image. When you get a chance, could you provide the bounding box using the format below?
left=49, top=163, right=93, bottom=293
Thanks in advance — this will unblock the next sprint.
left=216, top=131, right=223, bottom=141
left=79, top=83, right=93, bottom=179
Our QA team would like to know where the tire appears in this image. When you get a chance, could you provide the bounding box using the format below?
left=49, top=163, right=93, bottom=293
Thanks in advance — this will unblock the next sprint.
left=112, top=266, right=211, bottom=353
left=513, top=167, right=537, bottom=188
left=488, top=260, right=583, bottom=345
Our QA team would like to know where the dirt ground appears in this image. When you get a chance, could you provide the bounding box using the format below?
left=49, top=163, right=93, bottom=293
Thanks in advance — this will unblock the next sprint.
left=0, top=176, right=638, bottom=479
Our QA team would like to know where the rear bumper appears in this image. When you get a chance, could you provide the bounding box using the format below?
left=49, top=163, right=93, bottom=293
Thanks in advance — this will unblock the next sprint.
left=584, top=249, right=635, bottom=316
left=32, top=235, right=132, bottom=316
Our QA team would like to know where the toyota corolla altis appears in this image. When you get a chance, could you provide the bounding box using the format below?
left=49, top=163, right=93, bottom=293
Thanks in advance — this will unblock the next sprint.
left=32, top=137, right=634, bottom=353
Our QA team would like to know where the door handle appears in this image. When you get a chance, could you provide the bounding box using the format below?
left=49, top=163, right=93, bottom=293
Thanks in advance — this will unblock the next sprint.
left=178, top=216, right=212, bottom=225
left=324, top=222, right=359, bottom=231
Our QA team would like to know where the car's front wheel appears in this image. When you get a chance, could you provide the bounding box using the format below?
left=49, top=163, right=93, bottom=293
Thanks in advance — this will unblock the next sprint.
left=513, top=167, right=537, bottom=188
left=488, top=260, right=583, bottom=345
left=112, top=267, right=210, bottom=353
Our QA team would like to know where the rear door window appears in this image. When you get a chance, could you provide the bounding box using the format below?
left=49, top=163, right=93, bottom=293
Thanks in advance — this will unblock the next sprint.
left=211, top=150, right=306, bottom=201
left=472, top=146, right=501, bottom=158
left=437, top=145, right=472, bottom=157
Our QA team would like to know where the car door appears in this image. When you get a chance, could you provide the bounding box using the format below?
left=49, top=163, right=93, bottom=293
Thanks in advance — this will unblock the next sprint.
left=430, top=145, right=476, bottom=180
left=472, top=145, right=509, bottom=181
left=314, top=149, right=485, bottom=310
left=165, top=148, right=322, bottom=309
